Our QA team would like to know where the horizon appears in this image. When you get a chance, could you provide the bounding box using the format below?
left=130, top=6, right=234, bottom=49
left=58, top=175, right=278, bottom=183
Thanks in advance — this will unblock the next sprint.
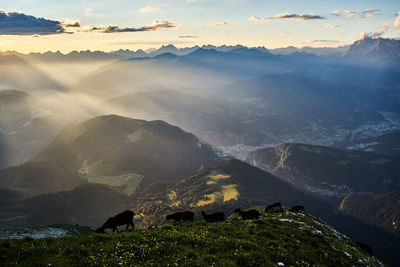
left=0, top=42, right=354, bottom=55
left=0, top=0, right=399, bottom=53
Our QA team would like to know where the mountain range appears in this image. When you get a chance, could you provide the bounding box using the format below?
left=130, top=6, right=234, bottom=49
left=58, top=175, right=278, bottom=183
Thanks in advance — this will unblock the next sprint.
left=1, top=37, right=399, bottom=64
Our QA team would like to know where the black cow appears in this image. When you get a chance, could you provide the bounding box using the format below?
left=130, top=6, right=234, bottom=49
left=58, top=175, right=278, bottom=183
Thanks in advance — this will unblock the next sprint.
left=289, top=205, right=305, bottom=213
left=234, top=208, right=260, bottom=220
left=201, top=211, right=225, bottom=222
left=265, top=202, right=282, bottom=212
left=95, top=210, right=135, bottom=233
left=273, top=207, right=285, bottom=213
left=166, top=211, right=194, bottom=222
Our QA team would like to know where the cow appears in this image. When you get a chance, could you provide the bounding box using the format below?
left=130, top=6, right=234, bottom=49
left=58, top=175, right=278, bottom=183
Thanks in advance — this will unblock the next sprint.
left=234, top=208, right=260, bottom=220
left=201, top=211, right=225, bottom=222
left=265, top=202, right=282, bottom=212
left=289, top=205, right=305, bottom=213
left=166, top=211, right=194, bottom=222
left=95, top=210, right=135, bottom=233
left=273, top=207, right=285, bottom=213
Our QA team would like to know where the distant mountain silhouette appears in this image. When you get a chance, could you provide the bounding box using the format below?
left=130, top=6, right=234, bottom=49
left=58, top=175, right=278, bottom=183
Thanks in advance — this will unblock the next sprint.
left=3, top=44, right=272, bottom=62
left=270, top=45, right=349, bottom=56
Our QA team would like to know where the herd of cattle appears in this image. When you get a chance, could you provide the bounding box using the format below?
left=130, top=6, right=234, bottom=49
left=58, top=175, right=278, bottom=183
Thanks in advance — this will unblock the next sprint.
left=94, top=203, right=374, bottom=257
left=95, top=202, right=304, bottom=233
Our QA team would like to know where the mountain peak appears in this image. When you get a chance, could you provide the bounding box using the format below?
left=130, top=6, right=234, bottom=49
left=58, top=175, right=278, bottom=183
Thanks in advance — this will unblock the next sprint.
left=160, top=44, right=177, bottom=49
left=29, top=115, right=221, bottom=195
left=346, top=37, right=400, bottom=61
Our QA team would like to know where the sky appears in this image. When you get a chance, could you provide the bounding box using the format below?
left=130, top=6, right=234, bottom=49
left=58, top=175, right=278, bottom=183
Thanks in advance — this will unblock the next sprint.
left=0, top=0, right=399, bottom=53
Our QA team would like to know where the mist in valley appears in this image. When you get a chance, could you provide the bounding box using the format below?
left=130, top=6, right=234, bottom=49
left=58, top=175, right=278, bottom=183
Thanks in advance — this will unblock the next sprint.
left=2, top=43, right=400, bottom=167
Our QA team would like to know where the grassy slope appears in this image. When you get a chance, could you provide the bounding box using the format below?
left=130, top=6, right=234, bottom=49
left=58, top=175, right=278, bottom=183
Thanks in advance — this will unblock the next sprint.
left=0, top=211, right=382, bottom=266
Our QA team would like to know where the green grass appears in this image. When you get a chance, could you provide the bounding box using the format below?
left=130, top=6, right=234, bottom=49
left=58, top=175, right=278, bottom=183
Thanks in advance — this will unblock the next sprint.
left=86, top=173, right=142, bottom=196
left=84, top=160, right=143, bottom=196
left=0, top=212, right=383, bottom=266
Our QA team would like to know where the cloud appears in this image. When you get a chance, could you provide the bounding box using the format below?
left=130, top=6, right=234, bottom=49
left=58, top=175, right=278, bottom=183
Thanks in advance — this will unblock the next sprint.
left=371, top=23, right=390, bottom=38
left=360, top=9, right=382, bottom=19
left=331, top=10, right=358, bottom=18
left=185, top=0, right=195, bottom=2
left=109, top=40, right=195, bottom=45
left=178, top=35, right=199, bottom=38
left=331, top=9, right=381, bottom=19
left=394, top=11, right=400, bottom=30
left=357, top=23, right=390, bottom=40
left=309, top=39, right=341, bottom=43
left=248, top=16, right=269, bottom=22
left=331, top=10, right=341, bottom=16
left=326, top=24, right=340, bottom=29
left=0, top=10, right=66, bottom=35
left=90, top=20, right=176, bottom=33
left=317, top=24, right=340, bottom=29
left=273, top=12, right=325, bottom=20
left=139, top=6, right=160, bottom=13
left=300, top=39, right=343, bottom=46
left=278, top=31, right=293, bottom=35
left=357, top=32, right=369, bottom=40
left=356, top=11, right=400, bottom=40
left=64, top=21, right=81, bottom=27
left=249, top=12, right=325, bottom=22
left=343, top=10, right=358, bottom=18
left=0, top=40, right=13, bottom=46
left=214, top=21, right=230, bottom=26
left=84, top=8, right=93, bottom=16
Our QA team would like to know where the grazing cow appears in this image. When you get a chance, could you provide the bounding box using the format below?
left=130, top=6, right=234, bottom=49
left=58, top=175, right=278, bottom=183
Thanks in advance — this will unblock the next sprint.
left=289, top=205, right=305, bottom=213
left=95, top=210, right=135, bottom=233
left=166, top=211, right=194, bottom=222
left=265, top=202, right=282, bottom=212
left=356, top=242, right=373, bottom=256
left=201, top=211, right=225, bottom=222
left=234, top=208, right=260, bottom=220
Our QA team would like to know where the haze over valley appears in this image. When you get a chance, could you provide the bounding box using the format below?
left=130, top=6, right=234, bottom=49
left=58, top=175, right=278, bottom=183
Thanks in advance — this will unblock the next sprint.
left=0, top=1, right=400, bottom=266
